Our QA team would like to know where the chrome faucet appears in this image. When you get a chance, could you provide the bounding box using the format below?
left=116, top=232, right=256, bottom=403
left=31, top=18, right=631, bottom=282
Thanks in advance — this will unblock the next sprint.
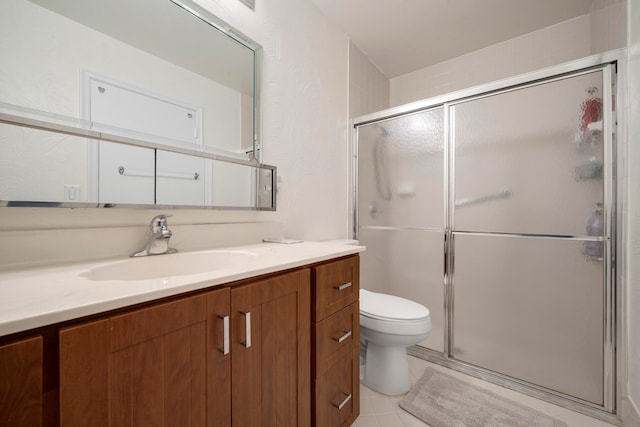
left=131, top=214, right=178, bottom=257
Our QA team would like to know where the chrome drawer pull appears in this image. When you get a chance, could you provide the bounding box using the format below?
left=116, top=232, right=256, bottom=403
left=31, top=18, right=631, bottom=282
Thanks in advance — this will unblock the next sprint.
left=334, top=282, right=352, bottom=291
left=334, top=392, right=352, bottom=410
left=334, top=330, right=352, bottom=343
left=240, top=311, right=251, bottom=348
left=218, top=315, right=230, bottom=355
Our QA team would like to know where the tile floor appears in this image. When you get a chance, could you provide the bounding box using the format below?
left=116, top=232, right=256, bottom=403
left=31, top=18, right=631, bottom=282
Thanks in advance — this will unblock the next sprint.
left=354, top=356, right=619, bottom=427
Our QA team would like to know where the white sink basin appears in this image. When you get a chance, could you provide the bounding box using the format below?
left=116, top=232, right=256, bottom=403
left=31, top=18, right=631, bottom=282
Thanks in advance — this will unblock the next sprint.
left=84, top=250, right=258, bottom=281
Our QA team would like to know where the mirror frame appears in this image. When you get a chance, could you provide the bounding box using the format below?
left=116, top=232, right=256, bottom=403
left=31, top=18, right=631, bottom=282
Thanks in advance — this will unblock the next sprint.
left=0, top=0, right=276, bottom=211
left=170, top=0, right=263, bottom=162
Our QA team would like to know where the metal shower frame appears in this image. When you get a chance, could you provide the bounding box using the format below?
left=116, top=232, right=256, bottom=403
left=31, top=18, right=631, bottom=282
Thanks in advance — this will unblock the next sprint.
left=351, top=49, right=624, bottom=423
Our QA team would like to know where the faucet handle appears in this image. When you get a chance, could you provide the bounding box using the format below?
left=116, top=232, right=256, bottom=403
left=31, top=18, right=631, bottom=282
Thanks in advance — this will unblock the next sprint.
left=150, top=214, right=172, bottom=230
left=131, top=214, right=177, bottom=257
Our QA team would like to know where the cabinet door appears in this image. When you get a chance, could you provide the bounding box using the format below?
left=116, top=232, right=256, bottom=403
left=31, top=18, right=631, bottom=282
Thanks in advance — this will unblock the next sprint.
left=0, top=336, right=42, bottom=427
left=60, top=288, right=231, bottom=427
left=207, top=289, right=232, bottom=426
left=231, top=269, right=311, bottom=427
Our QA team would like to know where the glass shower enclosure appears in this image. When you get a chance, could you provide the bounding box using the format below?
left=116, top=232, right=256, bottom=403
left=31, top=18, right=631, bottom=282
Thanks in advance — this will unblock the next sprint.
left=354, top=61, right=615, bottom=413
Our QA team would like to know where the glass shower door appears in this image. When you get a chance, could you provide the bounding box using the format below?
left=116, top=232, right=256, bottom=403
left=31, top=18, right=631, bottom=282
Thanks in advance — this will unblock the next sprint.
left=450, top=69, right=609, bottom=405
left=357, top=108, right=446, bottom=351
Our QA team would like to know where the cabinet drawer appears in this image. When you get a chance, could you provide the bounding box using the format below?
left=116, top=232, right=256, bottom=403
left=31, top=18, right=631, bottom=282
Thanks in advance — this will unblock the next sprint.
left=312, top=256, right=359, bottom=321
left=314, top=345, right=359, bottom=427
left=314, top=302, right=359, bottom=373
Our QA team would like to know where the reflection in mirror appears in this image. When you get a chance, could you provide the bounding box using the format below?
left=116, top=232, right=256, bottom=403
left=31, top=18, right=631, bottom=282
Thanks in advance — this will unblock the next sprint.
left=0, top=0, right=275, bottom=210
left=156, top=152, right=275, bottom=209
left=0, top=122, right=95, bottom=204
left=99, top=142, right=156, bottom=205
left=156, top=151, right=209, bottom=206
left=2, top=0, right=258, bottom=158
left=0, top=120, right=276, bottom=209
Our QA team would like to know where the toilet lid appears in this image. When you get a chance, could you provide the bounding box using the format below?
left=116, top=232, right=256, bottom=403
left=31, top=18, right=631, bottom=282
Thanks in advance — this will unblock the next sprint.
left=360, top=289, right=430, bottom=321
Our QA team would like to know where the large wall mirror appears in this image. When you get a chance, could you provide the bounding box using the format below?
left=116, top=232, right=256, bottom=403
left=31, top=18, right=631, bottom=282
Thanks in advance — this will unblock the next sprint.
left=0, top=0, right=276, bottom=210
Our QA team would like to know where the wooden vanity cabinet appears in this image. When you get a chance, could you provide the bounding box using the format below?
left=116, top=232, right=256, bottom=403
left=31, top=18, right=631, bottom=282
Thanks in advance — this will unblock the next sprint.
left=311, top=256, right=360, bottom=427
left=0, top=336, right=43, bottom=427
left=59, top=289, right=230, bottom=426
left=230, top=269, right=310, bottom=427
left=59, top=268, right=311, bottom=427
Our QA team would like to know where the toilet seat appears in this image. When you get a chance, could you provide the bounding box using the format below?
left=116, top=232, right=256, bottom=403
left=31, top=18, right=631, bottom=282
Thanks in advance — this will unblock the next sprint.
left=360, top=289, right=430, bottom=321
left=360, top=289, right=431, bottom=336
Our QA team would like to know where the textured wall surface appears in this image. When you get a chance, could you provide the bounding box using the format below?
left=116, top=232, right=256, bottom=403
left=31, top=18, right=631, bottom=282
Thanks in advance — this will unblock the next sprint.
left=626, top=0, right=640, bottom=422
left=348, top=42, right=390, bottom=119
left=187, top=0, right=351, bottom=241
left=0, top=0, right=352, bottom=265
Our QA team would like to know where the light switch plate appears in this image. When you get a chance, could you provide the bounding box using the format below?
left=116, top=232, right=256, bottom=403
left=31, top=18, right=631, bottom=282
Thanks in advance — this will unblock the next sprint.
left=64, top=184, right=80, bottom=201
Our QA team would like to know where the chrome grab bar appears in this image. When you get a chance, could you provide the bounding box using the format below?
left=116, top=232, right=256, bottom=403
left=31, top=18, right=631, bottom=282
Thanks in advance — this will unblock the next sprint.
left=454, top=189, right=512, bottom=208
left=118, top=165, right=200, bottom=180
left=117, top=166, right=153, bottom=178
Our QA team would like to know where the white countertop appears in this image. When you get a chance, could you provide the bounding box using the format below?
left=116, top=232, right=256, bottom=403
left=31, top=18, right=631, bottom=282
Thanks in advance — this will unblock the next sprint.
left=0, top=241, right=364, bottom=337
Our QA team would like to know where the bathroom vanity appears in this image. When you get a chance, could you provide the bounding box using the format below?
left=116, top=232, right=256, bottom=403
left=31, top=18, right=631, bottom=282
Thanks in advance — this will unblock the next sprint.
left=312, top=257, right=360, bottom=427
left=0, top=242, right=363, bottom=427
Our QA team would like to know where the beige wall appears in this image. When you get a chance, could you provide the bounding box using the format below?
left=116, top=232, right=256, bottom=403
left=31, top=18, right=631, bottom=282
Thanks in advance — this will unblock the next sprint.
left=191, top=0, right=352, bottom=242
left=625, top=0, right=640, bottom=422
left=390, top=2, right=626, bottom=106
left=348, top=41, right=390, bottom=119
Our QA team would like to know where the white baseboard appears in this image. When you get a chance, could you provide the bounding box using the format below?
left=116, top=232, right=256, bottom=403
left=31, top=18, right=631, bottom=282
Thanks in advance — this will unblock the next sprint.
left=623, top=396, right=640, bottom=427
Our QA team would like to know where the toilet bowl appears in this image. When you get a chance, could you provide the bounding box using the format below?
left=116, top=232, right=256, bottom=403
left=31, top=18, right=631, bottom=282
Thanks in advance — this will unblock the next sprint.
left=359, top=289, right=431, bottom=395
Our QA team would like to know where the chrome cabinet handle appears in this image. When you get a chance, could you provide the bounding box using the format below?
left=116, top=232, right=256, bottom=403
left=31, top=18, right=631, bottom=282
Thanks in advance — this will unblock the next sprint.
left=334, top=330, right=352, bottom=343
left=218, top=315, right=229, bottom=355
left=241, top=311, right=251, bottom=348
left=333, top=392, right=352, bottom=410
left=334, top=282, right=352, bottom=291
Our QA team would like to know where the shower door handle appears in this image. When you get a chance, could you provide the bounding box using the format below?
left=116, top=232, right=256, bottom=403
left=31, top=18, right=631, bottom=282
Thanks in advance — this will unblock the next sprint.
left=334, top=282, right=352, bottom=291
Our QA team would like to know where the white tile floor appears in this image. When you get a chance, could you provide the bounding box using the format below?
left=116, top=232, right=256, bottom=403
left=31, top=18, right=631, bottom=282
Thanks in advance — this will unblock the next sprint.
left=354, top=356, right=619, bottom=427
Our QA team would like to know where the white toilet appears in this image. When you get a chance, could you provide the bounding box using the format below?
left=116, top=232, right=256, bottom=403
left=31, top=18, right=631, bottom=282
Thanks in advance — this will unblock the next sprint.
left=359, top=289, right=431, bottom=395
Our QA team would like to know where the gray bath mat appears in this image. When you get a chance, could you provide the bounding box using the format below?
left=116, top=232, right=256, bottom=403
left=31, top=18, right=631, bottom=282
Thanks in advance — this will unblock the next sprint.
left=399, top=367, right=567, bottom=427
